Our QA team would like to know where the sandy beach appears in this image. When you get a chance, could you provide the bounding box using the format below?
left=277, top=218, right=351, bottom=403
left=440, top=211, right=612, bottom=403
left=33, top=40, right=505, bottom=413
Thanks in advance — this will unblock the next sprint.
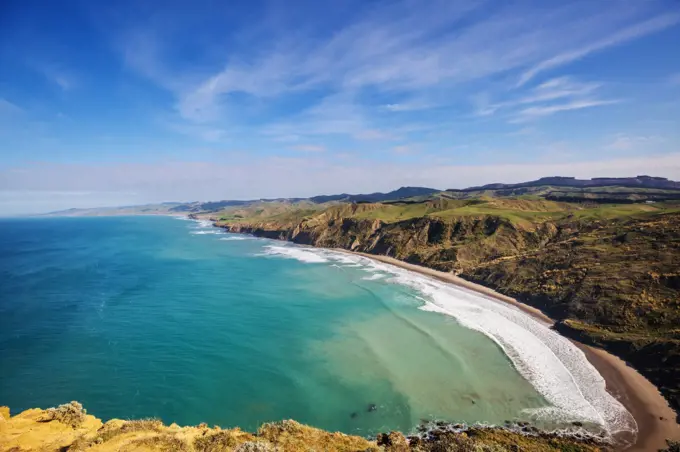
left=346, top=251, right=680, bottom=452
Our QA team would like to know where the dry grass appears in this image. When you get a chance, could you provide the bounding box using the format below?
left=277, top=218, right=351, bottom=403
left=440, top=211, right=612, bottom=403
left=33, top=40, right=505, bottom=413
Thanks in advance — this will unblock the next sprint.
left=233, top=441, right=276, bottom=452
left=193, top=429, right=258, bottom=451
left=129, top=433, right=191, bottom=451
left=257, top=419, right=377, bottom=452
left=38, top=401, right=87, bottom=428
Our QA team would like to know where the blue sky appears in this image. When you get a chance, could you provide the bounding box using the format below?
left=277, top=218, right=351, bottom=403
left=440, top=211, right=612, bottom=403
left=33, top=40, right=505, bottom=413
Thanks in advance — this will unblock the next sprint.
left=1, top=0, right=680, bottom=213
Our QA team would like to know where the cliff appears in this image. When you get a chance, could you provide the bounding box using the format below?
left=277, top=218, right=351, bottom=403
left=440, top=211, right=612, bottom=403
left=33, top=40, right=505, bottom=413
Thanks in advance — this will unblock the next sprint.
left=215, top=207, right=680, bottom=417
left=0, top=402, right=605, bottom=451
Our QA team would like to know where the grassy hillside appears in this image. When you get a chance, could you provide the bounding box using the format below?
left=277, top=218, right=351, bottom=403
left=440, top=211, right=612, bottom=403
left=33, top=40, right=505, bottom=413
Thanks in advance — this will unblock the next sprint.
left=436, top=185, right=680, bottom=204
left=43, top=178, right=680, bottom=218
left=207, top=195, right=676, bottom=228
left=211, top=196, right=680, bottom=417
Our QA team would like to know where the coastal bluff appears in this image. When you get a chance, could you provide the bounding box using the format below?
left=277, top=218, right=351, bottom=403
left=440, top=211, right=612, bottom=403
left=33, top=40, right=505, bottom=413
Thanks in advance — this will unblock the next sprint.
left=210, top=205, right=680, bottom=419
left=0, top=402, right=606, bottom=451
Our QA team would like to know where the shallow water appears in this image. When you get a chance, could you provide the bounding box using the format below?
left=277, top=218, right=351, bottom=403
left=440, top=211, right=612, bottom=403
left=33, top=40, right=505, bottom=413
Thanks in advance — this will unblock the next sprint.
left=0, top=216, right=633, bottom=437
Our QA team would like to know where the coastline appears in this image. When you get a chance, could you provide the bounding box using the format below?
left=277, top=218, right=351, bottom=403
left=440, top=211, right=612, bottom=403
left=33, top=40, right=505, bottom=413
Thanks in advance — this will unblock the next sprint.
left=341, top=250, right=680, bottom=452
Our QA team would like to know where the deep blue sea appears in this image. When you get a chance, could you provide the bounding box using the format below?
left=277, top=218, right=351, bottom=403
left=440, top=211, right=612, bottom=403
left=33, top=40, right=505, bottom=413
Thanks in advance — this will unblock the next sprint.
left=0, top=216, right=633, bottom=437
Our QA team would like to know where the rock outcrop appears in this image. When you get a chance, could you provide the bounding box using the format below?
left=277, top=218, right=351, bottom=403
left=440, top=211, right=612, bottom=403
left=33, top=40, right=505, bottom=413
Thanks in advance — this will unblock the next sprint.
left=0, top=403, right=604, bottom=451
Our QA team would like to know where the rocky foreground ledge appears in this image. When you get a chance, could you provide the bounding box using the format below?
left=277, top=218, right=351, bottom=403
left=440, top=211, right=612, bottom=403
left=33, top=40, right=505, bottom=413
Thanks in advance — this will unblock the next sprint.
left=0, top=402, right=618, bottom=452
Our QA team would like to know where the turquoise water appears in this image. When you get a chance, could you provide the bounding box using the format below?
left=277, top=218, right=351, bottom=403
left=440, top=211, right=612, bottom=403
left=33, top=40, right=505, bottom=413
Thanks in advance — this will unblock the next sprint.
left=0, top=216, right=551, bottom=435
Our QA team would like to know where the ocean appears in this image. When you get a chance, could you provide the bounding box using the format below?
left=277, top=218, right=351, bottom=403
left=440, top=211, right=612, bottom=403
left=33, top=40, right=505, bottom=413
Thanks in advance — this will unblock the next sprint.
left=0, top=216, right=634, bottom=437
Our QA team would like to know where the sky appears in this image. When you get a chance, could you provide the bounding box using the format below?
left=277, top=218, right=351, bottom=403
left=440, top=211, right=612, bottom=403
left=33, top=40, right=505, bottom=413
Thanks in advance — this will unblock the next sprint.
left=1, top=0, right=680, bottom=214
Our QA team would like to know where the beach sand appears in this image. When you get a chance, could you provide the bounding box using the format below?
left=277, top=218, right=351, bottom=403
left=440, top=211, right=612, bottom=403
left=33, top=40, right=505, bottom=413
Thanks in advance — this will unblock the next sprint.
left=346, top=251, right=680, bottom=452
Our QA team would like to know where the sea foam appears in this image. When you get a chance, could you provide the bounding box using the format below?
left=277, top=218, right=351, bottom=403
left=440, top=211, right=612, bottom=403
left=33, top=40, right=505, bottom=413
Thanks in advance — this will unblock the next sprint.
left=259, top=244, right=637, bottom=438
left=362, top=273, right=385, bottom=281
left=262, top=245, right=329, bottom=263
left=191, top=219, right=214, bottom=228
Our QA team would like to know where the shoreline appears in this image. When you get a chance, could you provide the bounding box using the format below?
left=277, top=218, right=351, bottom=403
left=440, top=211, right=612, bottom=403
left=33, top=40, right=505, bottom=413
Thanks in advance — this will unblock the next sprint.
left=342, top=250, right=680, bottom=452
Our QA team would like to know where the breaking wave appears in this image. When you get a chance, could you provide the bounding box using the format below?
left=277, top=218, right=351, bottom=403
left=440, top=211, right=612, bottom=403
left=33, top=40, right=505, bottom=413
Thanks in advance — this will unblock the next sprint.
left=259, top=243, right=637, bottom=439
left=261, top=245, right=329, bottom=263
left=362, top=273, right=386, bottom=280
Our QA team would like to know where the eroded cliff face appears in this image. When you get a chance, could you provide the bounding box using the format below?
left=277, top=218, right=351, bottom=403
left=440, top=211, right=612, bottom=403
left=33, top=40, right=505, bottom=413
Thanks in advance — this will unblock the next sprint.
left=215, top=212, right=680, bottom=416
left=220, top=215, right=558, bottom=271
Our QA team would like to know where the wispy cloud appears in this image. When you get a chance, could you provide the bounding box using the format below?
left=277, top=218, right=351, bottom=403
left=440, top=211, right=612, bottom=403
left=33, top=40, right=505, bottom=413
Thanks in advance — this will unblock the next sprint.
left=47, top=71, right=74, bottom=91
left=476, top=75, right=620, bottom=123
left=514, top=99, right=621, bottom=122
left=0, top=98, right=24, bottom=116
left=668, top=73, right=680, bottom=86
left=383, top=101, right=435, bottom=112
left=290, top=144, right=326, bottom=152
left=518, top=12, right=680, bottom=86
left=26, top=60, right=77, bottom=91
left=605, top=134, right=663, bottom=151
left=353, top=129, right=396, bottom=141
left=476, top=76, right=603, bottom=116
left=392, top=145, right=416, bottom=155
left=120, top=1, right=672, bottom=127
left=100, top=0, right=679, bottom=156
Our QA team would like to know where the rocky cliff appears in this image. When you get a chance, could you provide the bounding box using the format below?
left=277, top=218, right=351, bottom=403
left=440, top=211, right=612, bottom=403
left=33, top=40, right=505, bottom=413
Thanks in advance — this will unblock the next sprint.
left=0, top=402, right=605, bottom=451
left=215, top=208, right=680, bottom=417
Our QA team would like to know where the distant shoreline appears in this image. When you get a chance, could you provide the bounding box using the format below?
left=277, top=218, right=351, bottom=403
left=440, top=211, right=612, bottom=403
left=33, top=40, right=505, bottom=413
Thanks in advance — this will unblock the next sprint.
left=334, top=250, right=680, bottom=452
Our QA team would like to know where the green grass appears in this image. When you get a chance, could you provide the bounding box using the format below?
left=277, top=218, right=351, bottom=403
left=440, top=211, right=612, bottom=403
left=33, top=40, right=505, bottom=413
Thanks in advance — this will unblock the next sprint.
left=347, top=198, right=575, bottom=228
left=213, top=201, right=325, bottom=223
left=566, top=203, right=662, bottom=220
left=211, top=195, right=680, bottom=231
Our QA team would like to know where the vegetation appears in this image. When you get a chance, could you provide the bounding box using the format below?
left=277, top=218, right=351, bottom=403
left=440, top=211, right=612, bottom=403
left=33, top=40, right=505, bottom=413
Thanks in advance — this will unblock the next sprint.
left=36, top=178, right=680, bottom=449
left=660, top=440, right=680, bottom=452
left=38, top=401, right=88, bottom=428
left=0, top=404, right=604, bottom=451
left=207, top=186, right=680, bottom=417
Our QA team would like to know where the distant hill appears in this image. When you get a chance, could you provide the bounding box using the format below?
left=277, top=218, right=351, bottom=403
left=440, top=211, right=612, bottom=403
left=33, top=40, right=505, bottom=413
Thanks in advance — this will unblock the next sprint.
left=43, top=177, right=680, bottom=217
left=456, top=175, right=680, bottom=192
left=44, top=203, right=186, bottom=217
left=169, top=187, right=439, bottom=213
left=309, top=186, right=439, bottom=204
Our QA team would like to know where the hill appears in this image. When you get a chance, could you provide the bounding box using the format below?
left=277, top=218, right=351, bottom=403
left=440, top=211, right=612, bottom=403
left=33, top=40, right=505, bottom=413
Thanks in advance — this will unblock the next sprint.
left=308, top=186, right=440, bottom=204
left=208, top=194, right=680, bottom=419
left=42, top=177, right=680, bottom=217
left=458, top=176, right=680, bottom=192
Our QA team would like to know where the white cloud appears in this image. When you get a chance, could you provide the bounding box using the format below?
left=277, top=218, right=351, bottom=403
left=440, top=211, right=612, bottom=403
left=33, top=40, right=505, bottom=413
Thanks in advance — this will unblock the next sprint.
left=353, top=129, right=395, bottom=141
left=118, top=0, right=674, bottom=131
left=27, top=60, right=77, bottom=91
left=520, top=77, right=601, bottom=104
left=51, top=73, right=74, bottom=91
left=513, top=99, right=621, bottom=122
left=518, top=12, right=680, bottom=86
left=290, top=144, right=326, bottom=152
left=0, top=98, right=24, bottom=116
left=383, top=101, right=435, bottom=112
left=476, top=76, right=605, bottom=117
left=606, top=134, right=663, bottom=151
left=475, top=75, right=620, bottom=123
left=668, top=73, right=680, bottom=86
left=392, top=145, right=418, bottom=155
